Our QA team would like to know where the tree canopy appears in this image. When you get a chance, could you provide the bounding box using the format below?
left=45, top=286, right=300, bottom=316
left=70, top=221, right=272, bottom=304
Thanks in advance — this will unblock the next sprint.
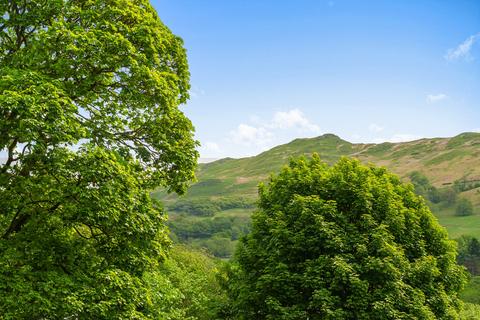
left=227, top=155, right=467, bottom=319
left=0, top=0, right=198, bottom=318
left=456, top=198, right=474, bottom=216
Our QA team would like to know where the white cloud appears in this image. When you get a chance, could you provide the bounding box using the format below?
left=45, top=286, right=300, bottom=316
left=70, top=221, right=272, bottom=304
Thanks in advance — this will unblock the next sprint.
left=426, top=93, right=448, bottom=104
left=368, top=123, right=384, bottom=133
left=269, top=109, right=321, bottom=133
left=229, top=124, right=273, bottom=146
left=228, top=108, right=320, bottom=151
left=198, top=141, right=222, bottom=158
left=445, top=32, right=480, bottom=61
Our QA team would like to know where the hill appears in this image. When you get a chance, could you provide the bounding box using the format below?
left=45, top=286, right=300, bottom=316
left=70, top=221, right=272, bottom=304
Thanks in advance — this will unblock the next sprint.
left=156, top=132, right=480, bottom=204
left=153, top=132, right=480, bottom=257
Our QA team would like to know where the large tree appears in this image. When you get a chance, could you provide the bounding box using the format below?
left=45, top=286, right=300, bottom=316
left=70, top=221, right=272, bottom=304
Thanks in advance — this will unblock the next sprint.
left=227, top=156, right=467, bottom=319
left=0, top=0, right=198, bottom=318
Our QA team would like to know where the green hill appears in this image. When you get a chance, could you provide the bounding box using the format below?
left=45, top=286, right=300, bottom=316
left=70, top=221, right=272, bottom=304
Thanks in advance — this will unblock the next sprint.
left=153, top=132, right=480, bottom=257
left=156, top=132, right=480, bottom=205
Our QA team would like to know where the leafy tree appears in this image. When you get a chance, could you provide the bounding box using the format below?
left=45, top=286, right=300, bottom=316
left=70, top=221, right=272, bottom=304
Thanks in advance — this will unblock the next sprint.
left=440, top=187, right=458, bottom=207
left=456, top=198, right=474, bottom=216
left=408, top=171, right=441, bottom=204
left=0, top=0, right=197, bottom=318
left=457, top=236, right=480, bottom=275
left=147, top=245, right=228, bottom=320
left=227, top=156, right=467, bottom=319
left=459, top=303, right=480, bottom=320
left=409, top=171, right=431, bottom=195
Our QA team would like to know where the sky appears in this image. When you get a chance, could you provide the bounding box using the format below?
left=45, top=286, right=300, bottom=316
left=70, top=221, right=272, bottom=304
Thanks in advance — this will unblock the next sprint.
left=153, top=1, right=479, bottom=159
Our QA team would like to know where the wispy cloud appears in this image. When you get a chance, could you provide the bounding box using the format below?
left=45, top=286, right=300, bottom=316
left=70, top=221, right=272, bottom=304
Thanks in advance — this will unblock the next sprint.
left=426, top=93, right=448, bottom=104
left=198, top=141, right=222, bottom=158
left=229, top=108, right=321, bottom=148
left=230, top=124, right=273, bottom=147
left=268, top=109, right=321, bottom=133
left=368, top=123, right=384, bottom=133
left=445, top=32, right=480, bottom=61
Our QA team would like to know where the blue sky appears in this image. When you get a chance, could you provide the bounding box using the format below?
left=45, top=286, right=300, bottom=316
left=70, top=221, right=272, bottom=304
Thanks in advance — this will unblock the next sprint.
left=152, top=0, right=480, bottom=159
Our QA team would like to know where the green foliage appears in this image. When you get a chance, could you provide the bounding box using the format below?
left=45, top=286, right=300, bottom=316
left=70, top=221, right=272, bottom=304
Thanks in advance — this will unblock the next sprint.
left=409, top=171, right=442, bottom=203
left=145, top=245, right=228, bottom=320
left=454, top=179, right=480, bottom=193
left=456, top=198, right=474, bottom=217
left=171, top=199, right=221, bottom=216
left=227, top=156, right=467, bottom=319
left=457, top=236, right=480, bottom=275
left=459, top=303, right=480, bottom=320
left=169, top=197, right=254, bottom=216
left=460, top=276, right=480, bottom=305
left=0, top=0, right=198, bottom=318
left=169, top=213, right=251, bottom=258
left=439, top=187, right=459, bottom=207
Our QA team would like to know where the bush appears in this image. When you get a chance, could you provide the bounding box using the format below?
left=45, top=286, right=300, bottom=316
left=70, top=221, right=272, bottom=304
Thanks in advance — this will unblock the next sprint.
left=456, top=198, right=474, bottom=216
left=227, top=156, right=467, bottom=319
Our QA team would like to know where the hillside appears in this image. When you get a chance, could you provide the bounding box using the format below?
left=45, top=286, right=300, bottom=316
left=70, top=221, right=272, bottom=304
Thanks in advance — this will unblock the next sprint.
left=153, top=132, right=480, bottom=258
left=156, top=132, right=480, bottom=205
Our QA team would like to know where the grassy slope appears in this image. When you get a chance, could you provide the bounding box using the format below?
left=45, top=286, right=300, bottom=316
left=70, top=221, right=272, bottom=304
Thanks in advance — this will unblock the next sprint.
left=154, top=132, right=480, bottom=240
left=155, top=132, right=480, bottom=206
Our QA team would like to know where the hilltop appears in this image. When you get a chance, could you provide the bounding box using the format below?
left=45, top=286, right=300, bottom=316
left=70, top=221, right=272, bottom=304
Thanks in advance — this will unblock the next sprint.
left=156, top=132, right=480, bottom=205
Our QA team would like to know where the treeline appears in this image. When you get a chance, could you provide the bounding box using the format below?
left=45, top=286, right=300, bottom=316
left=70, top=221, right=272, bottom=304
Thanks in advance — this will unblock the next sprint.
left=166, top=197, right=254, bottom=258
left=169, top=216, right=251, bottom=241
left=169, top=215, right=251, bottom=258
left=409, top=171, right=476, bottom=216
left=168, top=197, right=255, bottom=216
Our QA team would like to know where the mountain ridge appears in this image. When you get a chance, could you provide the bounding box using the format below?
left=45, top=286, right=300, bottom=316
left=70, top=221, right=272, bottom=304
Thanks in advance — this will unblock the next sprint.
left=155, top=132, right=480, bottom=210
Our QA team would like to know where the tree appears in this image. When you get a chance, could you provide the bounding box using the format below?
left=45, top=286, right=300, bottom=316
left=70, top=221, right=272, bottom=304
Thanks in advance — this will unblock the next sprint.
left=456, top=198, right=474, bottom=216
left=147, top=245, right=228, bottom=320
left=408, top=171, right=441, bottom=204
left=457, top=235, right=480, bottom=275
left=227, top=156, right=467, bottom=319
left=0, top=0, right=197, bottom=318
left=440, top=187, right=458, bottom=207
